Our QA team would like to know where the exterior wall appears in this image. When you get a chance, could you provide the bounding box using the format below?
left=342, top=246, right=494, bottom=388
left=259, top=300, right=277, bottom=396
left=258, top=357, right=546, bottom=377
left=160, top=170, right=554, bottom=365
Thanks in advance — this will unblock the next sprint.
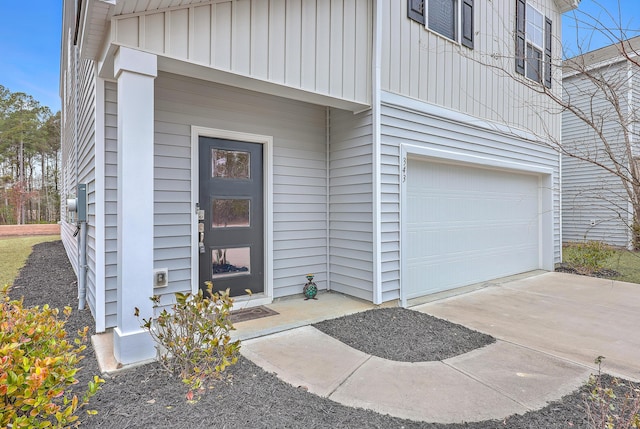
left=153, top=72, right=327, bottom=307
left=328, top=108, right=374, bottom=301
left=104, top=81, right=118, bottom=328
left=381, top=0, right=562, bottom=139
left=60, top=54, right=99, bottom=319
left=561, top=62, right=632, bottom=247
left=112, top=0, right=371, bottom=106
left=380, top=92, right=562, bottom=301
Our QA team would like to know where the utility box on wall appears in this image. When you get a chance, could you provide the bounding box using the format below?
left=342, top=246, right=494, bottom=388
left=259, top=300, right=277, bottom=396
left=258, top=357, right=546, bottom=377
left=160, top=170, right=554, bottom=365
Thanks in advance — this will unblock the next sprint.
left=66, top=184, right=87, bottom=223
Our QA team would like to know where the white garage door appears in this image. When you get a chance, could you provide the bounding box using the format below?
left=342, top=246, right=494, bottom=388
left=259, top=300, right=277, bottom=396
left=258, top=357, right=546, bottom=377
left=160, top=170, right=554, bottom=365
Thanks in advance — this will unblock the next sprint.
left=405, top=159, right=540, bottom=299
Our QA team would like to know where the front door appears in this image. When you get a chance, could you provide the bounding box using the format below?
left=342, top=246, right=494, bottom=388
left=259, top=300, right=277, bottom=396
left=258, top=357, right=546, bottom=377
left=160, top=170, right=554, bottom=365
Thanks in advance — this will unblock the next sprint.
left=198, top=137, right=264, bottom=296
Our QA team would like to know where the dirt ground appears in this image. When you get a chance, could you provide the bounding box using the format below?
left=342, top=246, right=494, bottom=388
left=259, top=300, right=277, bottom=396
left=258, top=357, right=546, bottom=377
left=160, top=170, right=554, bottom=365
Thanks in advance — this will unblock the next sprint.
left=0, top=224, right=60, bottom=237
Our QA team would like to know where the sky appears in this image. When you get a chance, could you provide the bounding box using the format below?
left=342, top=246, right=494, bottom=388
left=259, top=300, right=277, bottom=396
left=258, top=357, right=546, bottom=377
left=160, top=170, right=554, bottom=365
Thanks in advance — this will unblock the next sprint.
left=0, top=0, right=638, bottom=114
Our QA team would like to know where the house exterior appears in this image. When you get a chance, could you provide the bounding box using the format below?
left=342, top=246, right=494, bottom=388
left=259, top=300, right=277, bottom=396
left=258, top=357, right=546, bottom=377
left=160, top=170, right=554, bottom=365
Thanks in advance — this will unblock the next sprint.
left=562, top=37, right=640, bottom=248
left=61, top=0, right=578, bottom=365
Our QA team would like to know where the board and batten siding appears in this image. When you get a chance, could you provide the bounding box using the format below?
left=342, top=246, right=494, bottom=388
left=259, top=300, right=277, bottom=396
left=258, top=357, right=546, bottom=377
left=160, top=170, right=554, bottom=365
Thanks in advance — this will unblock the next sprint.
left=381, top=0, right=562, bottom=139
left=111, top=0, right=371, bottom=106
left=380, top=94, right=562, bottom=301
left=561, top=62, right=633, bottom=247
left=328, top=108, right=374, bottom=301
left=151, top=72, right=328, bottom=305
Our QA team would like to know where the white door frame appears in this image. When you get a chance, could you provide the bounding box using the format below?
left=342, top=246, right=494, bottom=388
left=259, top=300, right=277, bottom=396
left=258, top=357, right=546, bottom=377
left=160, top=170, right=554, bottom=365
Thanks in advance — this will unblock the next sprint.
left=191, top=126, right=274, bottom=307
left=399, top=144, right=555, bottom=307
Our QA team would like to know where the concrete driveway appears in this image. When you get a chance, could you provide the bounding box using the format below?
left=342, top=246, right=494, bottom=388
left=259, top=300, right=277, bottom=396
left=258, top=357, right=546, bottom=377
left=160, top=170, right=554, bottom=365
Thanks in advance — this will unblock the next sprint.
left=414, top=271, right=640, bottom=381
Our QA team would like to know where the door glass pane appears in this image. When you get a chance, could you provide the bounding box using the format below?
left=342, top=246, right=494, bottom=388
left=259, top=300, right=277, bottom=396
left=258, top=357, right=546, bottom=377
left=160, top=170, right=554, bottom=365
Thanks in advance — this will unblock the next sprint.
left=212, top=149, right=250, bottom=179
left=212, top=247, right=251, bottom=278
left=212, top=199, right=250, bottom=228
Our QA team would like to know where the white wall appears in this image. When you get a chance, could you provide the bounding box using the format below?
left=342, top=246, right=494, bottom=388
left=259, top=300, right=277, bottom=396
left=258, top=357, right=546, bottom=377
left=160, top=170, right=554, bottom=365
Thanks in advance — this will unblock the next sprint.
left=381, top=0, right=563, bottom=139
left=112, top=0, right=371, bottom=106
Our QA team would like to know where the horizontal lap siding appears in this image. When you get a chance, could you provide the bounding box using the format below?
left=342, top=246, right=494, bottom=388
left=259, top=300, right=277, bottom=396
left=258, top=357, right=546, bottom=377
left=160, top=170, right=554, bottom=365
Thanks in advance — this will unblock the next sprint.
left=104, top=82, right=118, bottom=328
left=155, top=72, right=327, bottom=300
left=561, top=65, right=632, bottom=247
left=61, top=58, right=99, bottom=320
left=381, top=97, right=561, bottom=301
left=329, top=108, right=373, bottom=301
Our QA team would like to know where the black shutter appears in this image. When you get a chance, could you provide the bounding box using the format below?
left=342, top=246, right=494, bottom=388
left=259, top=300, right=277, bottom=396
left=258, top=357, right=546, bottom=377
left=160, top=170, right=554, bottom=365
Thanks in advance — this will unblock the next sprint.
left=544, top=17, right=552, bottom=88
left=461, top=0, right=474, bottom=49
left=407, top=0, right=425, bottom=25
left=515, top=0, right=526, bottom=75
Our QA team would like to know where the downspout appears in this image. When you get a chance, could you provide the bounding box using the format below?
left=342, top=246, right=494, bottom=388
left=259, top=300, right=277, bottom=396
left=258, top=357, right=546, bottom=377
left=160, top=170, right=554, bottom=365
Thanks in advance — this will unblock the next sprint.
left=371, top=0, right=383, bottom=304
left=326, top=106, right=331, bottom=291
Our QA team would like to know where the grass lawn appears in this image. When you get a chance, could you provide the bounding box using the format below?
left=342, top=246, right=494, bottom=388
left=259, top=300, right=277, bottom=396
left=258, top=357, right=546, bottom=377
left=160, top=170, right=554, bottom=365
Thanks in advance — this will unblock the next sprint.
left=0, top=235, right=60, bottom=286
left=607, top=249, right=640, bottom=284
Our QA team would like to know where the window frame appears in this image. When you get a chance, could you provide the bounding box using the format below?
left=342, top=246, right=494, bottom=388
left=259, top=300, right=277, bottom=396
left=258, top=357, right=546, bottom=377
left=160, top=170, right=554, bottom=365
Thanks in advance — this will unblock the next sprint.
left=407, top=0, right=474, bottom=49
left=515, top=0, right=552, bottom=88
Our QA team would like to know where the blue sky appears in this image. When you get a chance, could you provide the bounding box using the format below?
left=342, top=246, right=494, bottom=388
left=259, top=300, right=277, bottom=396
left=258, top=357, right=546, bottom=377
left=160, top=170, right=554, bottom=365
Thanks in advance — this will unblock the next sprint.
left=0, top=0, right=637, bottom=113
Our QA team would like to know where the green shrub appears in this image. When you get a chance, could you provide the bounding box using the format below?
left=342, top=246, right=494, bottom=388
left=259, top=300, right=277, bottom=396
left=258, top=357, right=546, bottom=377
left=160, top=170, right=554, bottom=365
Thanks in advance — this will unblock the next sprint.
left=0, top=285, right=104, bottom=428
left=584, top=357, right=640, bottom=429
left=137, top=282, right=242, bottom=401
left=563, top=241, right=614, bottom=275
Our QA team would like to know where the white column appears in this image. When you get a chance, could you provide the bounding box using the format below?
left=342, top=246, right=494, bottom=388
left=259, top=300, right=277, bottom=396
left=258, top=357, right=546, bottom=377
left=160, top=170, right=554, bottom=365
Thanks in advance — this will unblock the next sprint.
left=113, top=47, right=157, bottom=365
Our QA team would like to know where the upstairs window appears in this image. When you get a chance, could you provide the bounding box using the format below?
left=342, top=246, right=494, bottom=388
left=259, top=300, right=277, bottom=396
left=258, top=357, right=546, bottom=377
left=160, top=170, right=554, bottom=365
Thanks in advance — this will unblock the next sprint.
left=515, top=0, right=552, bottom=88
left=408, top=0, right=474, bottom=49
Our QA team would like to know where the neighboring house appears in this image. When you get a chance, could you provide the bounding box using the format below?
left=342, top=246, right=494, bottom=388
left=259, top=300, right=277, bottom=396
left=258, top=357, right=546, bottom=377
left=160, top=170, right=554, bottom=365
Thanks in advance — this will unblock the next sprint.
left=562, top=37, right=640, bottom=248
left=61, top=0, right=578, bottom=365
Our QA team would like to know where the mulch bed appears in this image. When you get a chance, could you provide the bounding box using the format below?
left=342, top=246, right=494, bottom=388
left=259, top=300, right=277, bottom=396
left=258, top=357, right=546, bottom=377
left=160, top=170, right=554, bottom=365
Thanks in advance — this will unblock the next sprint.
left=8, top=241, right=639, bottom=428
left=555, top=264, right=621, bottom=278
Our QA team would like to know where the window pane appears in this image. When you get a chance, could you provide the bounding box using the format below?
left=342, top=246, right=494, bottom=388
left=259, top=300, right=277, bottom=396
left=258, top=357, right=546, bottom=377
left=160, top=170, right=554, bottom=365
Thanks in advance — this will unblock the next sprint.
left=526, top=45, right=542, bottom=82
left=428, top=0, right=456, bottom=41
left=212, top=199, right=250, bottom=228
left=526, top=4, right=544, bottom=48
left=212, top=247, right=250, bottom=278
left=212, top=149, right=250, bottom=179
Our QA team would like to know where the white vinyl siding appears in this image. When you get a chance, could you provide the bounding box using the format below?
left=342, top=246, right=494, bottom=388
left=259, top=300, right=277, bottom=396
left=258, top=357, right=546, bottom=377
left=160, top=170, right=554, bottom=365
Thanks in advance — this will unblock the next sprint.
left=381, top=92, right=561, bottom=300
left=561, top=63, right=633, bottom=247
left=104, top=81, right=118, bottom=328
left=112, top=0, right=372, bottom=106
left=60, top=56, right=99, bottom=322
left=329, top=108, right=374, bottom=301
left=381, top=0, right=562, bottom=138
left=154, top=72, right=328, bottom=302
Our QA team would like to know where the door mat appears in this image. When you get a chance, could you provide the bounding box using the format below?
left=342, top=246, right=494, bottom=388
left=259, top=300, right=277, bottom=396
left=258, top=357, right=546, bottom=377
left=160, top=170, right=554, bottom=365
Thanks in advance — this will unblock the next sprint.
left=229, top=306, right=279, bottom=323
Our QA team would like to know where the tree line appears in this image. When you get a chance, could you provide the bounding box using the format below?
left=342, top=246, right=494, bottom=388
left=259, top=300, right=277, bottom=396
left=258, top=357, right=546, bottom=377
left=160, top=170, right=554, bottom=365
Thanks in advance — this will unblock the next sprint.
left=0, top=85, right=60, bottom=225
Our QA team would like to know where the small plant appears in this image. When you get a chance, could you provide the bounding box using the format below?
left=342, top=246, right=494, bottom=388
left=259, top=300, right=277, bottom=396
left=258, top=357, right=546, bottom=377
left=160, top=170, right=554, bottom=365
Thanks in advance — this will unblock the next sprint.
left=584, top=356, right=640, bottom=429
left=137, top=282, right=242, bottom=400
left=0, top=285, right=104, bottom=428
left=563, top=240, right=614, bottom=275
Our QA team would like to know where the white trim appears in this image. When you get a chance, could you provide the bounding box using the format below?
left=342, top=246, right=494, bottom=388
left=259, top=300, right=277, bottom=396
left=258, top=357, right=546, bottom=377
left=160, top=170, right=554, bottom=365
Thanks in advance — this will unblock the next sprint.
left=190, top=126, right=274, bottom=304
left=399, top=143, right=555, bottom=307
left=94, top=75, right=106, bottom=333
left=371, top=0, right=383, bottom=304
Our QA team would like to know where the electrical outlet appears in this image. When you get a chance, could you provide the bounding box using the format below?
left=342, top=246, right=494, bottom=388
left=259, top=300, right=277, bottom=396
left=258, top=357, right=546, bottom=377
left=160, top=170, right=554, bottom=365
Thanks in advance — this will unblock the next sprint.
left=154, top=268, right=169, bottom=287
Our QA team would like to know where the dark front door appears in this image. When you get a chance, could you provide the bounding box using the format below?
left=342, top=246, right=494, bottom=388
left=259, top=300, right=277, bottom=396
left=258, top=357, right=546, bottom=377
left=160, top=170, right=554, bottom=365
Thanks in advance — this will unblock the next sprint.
left=198, top=137, right=264, bottom=296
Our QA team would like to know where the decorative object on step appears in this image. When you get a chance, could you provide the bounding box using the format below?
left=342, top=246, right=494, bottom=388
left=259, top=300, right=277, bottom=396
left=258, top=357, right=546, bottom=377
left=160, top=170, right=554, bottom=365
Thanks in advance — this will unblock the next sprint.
left=303, top=273, right=318, bottom=300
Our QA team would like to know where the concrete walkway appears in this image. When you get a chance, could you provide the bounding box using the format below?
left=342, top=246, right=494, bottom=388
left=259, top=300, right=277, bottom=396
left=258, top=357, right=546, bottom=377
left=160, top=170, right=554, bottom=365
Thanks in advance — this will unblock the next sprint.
left=241, top=272, right=640, bottom=424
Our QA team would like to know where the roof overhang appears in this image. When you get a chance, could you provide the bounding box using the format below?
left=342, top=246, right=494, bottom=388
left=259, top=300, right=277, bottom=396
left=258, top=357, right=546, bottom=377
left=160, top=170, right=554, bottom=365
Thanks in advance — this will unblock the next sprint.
left=555, top=0, right=580, bottom=14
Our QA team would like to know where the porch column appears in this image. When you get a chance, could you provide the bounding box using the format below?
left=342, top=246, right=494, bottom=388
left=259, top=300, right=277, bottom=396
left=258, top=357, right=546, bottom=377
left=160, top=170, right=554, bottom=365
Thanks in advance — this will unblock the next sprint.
left=113, top=47, right=157, bottom=365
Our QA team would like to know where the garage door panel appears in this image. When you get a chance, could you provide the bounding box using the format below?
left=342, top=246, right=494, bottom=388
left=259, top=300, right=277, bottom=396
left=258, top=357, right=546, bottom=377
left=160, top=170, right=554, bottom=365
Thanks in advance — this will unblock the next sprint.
left=405, top=159, right=540, bottom=299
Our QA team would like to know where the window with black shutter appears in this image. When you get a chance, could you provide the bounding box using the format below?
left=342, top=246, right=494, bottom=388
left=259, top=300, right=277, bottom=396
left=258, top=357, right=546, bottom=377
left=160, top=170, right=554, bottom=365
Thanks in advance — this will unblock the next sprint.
left=407, top=0, right=474, bottom=49
left=515, top=0, right=552, bottom=88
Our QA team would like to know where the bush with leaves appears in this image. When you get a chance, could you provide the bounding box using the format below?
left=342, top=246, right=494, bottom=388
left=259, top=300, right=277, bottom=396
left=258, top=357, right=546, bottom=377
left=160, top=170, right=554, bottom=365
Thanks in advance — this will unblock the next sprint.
left=584, top=357, right=640, bottom=429
left=563, top=240, right=614, bottom=275
left=0, top=285, right=104, bottom=428
left=137, top=282, right=242, bottom=400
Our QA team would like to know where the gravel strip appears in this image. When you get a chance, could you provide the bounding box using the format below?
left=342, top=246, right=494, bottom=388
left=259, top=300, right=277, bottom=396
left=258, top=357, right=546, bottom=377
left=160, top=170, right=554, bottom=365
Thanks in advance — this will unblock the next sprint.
left=8, top=241, right=638, bottom=428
